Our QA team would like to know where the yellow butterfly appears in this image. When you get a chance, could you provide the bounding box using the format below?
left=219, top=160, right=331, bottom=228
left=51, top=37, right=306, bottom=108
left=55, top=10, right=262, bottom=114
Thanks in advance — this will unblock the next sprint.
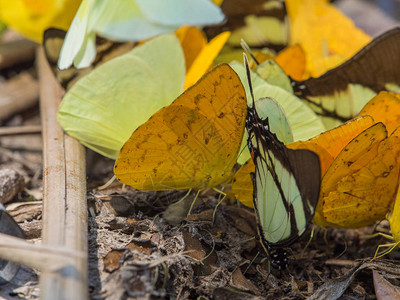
left=312, top=122, right=400, bottom=228
left=177, top=27, right=230, bottom=89
left=286, top=0, right=371, bottom=78
left=386, top=187, right=400, bottom=253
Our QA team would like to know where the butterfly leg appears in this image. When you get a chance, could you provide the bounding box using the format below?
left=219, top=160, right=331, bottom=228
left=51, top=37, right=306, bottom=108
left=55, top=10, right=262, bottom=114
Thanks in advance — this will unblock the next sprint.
left=200, top=229, right=216, bottom=263
left=175, top=189, right=192, bottom=205
left=301, top=225, right=316, bottom=256
left=372, top=240, right=400, bottom=260
left=212, top=187, right=227, bottom=223
left=367, top=232, right=397, bottom=260
left=367, top=232, right=394, bottom=241
left=170, top=189, right=194, bottom=217
left=187, top=189, right=201, bottom=216
left=323, top=228, right=329, bottom=245
left=97, top=175, right=116, bottom=190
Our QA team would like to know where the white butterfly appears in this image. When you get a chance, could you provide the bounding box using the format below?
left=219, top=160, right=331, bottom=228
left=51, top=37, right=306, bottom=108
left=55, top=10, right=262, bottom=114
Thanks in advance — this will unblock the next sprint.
left=58, top=0, right=225, bottom=70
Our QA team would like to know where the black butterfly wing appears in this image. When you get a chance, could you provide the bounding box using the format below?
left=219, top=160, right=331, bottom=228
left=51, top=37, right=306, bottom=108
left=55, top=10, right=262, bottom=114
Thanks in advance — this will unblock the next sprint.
left=292, top=27, right=400, bottom=126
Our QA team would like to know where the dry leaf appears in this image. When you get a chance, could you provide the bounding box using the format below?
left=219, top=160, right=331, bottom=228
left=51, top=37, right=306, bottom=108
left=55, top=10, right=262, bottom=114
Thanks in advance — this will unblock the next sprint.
left=182, top=230, right=206, bottom=261
left=373, top=270, right=400, bottom=300
left=127, top=239, right=156, bottom=255
left=103, top=249, right=125, bottom=273
left=231, top=267, right=259, bottom=294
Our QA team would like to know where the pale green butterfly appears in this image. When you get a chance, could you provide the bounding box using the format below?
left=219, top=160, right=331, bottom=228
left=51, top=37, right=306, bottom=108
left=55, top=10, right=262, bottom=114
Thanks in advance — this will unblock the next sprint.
left=254, top=59, right=293, bottom=94
left=58, top=34, right=185, bottom=159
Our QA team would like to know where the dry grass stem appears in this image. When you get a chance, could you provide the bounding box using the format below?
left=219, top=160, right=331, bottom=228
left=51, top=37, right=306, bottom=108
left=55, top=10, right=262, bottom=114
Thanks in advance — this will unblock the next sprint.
left=37, top=48, right=88, bottom=300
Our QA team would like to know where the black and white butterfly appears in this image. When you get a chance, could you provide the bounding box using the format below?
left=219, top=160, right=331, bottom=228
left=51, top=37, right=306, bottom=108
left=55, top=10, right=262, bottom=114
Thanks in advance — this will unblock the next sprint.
left=243, top=55, right=321, bottom=269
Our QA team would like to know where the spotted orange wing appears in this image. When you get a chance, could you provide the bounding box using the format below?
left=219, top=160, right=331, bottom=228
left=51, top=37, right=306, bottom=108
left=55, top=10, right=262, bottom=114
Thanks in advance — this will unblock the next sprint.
left=358, top=91, right=400, bottom=134
left=289, top=115, right=376, bottom=176
left=317, top=123, right=400, bottom=228
left=114, top=64, right=247, bottom=190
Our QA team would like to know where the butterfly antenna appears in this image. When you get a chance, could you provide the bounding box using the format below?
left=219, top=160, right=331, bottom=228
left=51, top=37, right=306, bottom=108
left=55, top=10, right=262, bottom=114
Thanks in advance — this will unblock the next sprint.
left=243, top=53, right=256, bottom=108
left=240, top=39, right=260, bottom=66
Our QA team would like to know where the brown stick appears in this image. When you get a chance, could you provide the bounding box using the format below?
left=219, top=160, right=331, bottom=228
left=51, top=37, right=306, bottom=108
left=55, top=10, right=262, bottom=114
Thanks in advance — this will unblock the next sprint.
left=324, top=259, right=359, bottom=267
left=0, top=232, right=85, bottom=272
left=37, top=48, right=88, bottom=300
left=0, top=72, right=39, bottom=122
left=0, top=125, right=42, bottom=136
left=0, top=39, right=36, bottom=70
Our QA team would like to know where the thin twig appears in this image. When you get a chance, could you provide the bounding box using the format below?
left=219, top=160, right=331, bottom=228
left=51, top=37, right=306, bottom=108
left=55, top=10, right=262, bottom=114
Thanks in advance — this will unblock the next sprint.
left=324, top=259, right=359, bottom=267
left=0, top=232, right=85, bottom=272
left=0, top=125, right=41, bottom=136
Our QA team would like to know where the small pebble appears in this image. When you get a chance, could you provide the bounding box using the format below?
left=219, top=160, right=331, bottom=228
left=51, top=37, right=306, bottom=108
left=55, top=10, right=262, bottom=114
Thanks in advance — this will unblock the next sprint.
left=0, top=168, right=25, bottom=204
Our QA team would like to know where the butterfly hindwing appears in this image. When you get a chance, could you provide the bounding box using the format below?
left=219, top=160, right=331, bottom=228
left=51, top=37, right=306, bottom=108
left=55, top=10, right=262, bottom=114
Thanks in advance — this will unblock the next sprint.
left=286, top=147, right=322, bottom=223
left=319, top=123, right=400, bottom=228
left=205, top=0, right=288, bottom=51
left=115, top=63, right=247, bottom=190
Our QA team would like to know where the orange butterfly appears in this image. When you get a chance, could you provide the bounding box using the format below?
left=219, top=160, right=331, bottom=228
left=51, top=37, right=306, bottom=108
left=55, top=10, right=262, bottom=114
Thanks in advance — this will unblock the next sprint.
left=114, top=64, right=247, bottom=190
